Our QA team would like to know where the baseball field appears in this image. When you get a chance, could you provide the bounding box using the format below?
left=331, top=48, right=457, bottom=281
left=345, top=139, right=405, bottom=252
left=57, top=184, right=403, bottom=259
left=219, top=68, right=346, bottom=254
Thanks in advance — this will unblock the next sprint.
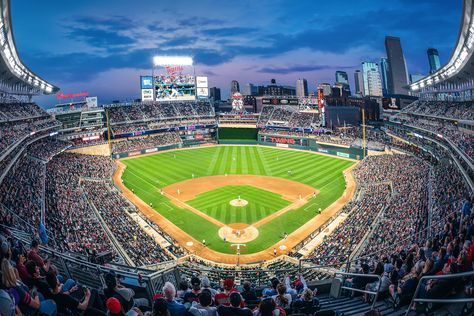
left=118, top=145, right=354, bottom=255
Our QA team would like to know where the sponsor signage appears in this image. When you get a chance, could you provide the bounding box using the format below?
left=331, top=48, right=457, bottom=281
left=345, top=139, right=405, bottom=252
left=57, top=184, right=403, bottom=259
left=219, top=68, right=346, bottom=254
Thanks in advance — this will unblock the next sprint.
left=141, top=88, right=154, bottom=101
left=196, top=76, right=208, bottom=88
left=276, top=143, right=289, bottom=148
left=145, top=148, right=158, bottom=153
left=318, top=149, right=328, bottom=153
left=129, top=151, right=141, bottom=157
left=82, top=135, right=100, bottom=141
left=86, top=96, right=98, bottom=108
left=271, top=137, right=295, bottom=145
left=56, top=91, right=89, bottom=100
left=140, top=76, right=153, bottom=89
left=262, top=98, right=299, bottom=106
left=197, top=87, right=209, bottom=97
left=336, top=152, right=350, bottom=158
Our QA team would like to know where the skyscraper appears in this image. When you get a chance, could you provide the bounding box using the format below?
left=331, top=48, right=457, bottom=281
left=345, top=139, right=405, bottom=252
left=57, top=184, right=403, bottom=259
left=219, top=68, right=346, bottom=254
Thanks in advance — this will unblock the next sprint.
left=230, top=80, right=240, bottom=95
left=385, top=36, right=409, bottom=95
left=243, top=83, right=258, bottom=96
left=335, top=71, right=351, bottom=95
left=380, top=57, right=389, bottom=96
left=296, top=78, right=308, bottom=97
left=354, top=70, right=364, bottom=95
left=335, top=71, right=349, bottom=85
left=317, top=83, right=332, bottom=96
left=209, top=87, right=221, bottom=101
left=427, top=48, right=441, bottom=74
left=362, top=62, right=383, bottom=97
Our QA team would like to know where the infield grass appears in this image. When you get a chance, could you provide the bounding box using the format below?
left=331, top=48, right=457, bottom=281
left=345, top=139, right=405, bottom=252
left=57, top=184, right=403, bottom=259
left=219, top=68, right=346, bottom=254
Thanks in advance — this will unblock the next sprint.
left=121, top=145, right=354, bottom=254
left=187, top=185, right=291, bottom=224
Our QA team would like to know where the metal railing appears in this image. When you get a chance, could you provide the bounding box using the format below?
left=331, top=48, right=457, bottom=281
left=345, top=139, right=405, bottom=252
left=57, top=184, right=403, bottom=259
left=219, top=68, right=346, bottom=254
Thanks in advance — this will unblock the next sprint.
left=335, top=272, right=382, bottom=310
left=405, top=270, right=474, bottom=316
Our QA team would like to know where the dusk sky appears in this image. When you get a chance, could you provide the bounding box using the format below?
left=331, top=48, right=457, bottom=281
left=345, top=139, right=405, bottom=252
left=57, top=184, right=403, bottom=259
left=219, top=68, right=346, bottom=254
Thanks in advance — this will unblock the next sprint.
left=11, top=0, right=461, bottom=107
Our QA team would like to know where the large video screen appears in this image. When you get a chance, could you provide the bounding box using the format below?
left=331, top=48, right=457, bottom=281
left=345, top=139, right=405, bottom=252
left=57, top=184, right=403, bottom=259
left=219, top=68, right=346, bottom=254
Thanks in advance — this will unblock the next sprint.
left=155, top=74, right=196, bottom=101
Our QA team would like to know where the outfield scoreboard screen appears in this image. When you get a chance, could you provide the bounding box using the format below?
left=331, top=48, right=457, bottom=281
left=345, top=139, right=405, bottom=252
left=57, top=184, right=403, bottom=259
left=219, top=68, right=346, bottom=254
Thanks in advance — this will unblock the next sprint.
left=154, top=74, right=196, bottom=101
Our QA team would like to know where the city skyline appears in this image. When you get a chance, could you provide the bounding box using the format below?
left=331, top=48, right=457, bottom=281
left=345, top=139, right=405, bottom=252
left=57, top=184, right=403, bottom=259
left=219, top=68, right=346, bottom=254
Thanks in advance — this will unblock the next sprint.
left=12, top=0, right=461, bottom=106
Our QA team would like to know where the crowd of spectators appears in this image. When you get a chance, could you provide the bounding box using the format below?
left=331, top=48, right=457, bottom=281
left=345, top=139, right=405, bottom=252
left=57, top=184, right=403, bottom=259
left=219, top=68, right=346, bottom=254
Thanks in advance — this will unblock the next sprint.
left=82, top=180, right=182, bottom=266
left=0, top=117, right=60, bottom=155
left=0, top=102, right=47, bottom=121
left=45, top=153, right=115, bottom=254
left=403, top=100, right=474, bottom=120
left=27, top=137, right=71, bottom=161
left=107, top=101, right=215, bottom=124
left=258, top=105, right=320, bottom=128
left=112, top=132, right=182, bottom=154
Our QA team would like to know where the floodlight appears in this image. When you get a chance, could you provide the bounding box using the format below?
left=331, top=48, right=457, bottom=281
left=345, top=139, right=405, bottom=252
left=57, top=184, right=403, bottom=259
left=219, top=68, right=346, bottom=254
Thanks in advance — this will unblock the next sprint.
left=153, top=56, right=193, bottom=66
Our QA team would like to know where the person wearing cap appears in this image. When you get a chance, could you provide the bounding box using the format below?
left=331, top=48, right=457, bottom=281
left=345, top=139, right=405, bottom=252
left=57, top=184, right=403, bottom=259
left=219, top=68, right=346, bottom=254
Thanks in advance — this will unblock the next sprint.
left=216, top=292, right=251, bottom=316
left=214, top=278, right=239, bottom=306
left=104, top=272, right=149, bottom=312
left=107, top=297, right=144, bottom=316
left=162, top=282, right=186, bottom=316
left=188, top=290, right=217, bottom=316
left=27, top=240, right=50, bottom=273
left=200, top=277, right=217, bottom=298
left=183, top=276, right=201, bottom=307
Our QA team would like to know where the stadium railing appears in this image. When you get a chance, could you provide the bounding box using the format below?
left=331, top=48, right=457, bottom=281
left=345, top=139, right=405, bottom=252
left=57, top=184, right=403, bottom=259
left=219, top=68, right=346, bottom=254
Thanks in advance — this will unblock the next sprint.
left=334, top=271, right=382, bottom=310
left=405, top=270, right=474, bottom=316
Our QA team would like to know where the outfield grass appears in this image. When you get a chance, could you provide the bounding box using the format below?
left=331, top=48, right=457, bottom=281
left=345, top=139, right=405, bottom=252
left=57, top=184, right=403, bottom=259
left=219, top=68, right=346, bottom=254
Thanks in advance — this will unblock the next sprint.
left=187, top=185, right=291, bottom=224
left=121, top=146, right=354, bottom=254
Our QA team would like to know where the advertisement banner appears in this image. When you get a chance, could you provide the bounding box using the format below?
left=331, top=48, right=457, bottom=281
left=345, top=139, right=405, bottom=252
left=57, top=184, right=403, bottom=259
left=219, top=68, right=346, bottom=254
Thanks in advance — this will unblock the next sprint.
left=140, top=76, right=153, bottom=89
left=141, top=88, right=153, bottom=101
left=276, top=143, right=289, bottom=148
left=270, top=137, right=296, bottom=145
left=145, top=148, right=158, bottom=153
left=85, top=96, right=98, bottom=108
left=196, top=76, right=208, bottom=88
left=197, top=87, right=209, bottom=97
left=337, top=152, right=350, bottom=158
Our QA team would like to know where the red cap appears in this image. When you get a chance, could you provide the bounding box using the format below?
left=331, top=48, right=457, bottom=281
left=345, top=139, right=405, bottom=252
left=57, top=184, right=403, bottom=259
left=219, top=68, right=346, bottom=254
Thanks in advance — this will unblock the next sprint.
left=106, top=297, right=122, bottom=314
left=153, top=293, right=164, bottom=301
left=223, top=278, right=234, bottom=289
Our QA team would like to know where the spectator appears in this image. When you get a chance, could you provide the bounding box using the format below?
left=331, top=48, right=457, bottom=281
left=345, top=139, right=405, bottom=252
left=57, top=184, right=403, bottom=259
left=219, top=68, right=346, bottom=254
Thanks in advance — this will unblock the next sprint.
left=104, top=272, right=149, bottom=312
left=162, top=282, right=186, bottom=316
left=188, top=290, right=217, bottom=316
left=216, top=292, right=251, bottom=316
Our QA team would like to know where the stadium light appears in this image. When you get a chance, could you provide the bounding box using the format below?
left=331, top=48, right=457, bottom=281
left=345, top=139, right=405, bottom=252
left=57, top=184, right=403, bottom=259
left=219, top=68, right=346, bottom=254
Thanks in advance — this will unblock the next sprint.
left=153, top=56, right=193, bottom=66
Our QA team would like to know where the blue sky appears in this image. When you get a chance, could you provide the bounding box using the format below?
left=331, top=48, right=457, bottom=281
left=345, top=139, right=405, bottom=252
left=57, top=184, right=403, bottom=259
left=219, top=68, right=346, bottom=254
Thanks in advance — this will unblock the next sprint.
left=11, top=0, right=461, bottom=107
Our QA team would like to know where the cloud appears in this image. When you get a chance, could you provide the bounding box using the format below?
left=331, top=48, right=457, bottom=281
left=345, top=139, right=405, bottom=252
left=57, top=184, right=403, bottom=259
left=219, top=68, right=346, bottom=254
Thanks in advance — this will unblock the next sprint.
left=257, top=64, right=355, bottom=74
left=201, top=27, right=257, bottom=37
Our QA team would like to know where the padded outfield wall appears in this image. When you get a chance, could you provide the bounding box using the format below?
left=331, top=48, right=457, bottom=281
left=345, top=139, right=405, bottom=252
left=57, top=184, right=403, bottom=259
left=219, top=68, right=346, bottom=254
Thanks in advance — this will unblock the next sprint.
left=257, top=134, right=364, bottom=160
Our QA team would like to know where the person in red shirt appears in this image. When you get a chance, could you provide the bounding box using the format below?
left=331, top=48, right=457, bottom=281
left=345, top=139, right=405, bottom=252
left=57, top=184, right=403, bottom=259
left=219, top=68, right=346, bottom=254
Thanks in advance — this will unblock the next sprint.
left=27, top=240, right=49, bottom=273
left=12, top=250, right=29, bottom=283
left=215, top=278, right=240, bottom=306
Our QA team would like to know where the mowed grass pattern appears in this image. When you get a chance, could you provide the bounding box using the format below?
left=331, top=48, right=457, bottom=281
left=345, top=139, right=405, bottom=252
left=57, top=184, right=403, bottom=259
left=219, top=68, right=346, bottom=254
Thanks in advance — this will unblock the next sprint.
left=121, top=146, right=354, bottom=254
left=187, top=185, right=291, bottom=224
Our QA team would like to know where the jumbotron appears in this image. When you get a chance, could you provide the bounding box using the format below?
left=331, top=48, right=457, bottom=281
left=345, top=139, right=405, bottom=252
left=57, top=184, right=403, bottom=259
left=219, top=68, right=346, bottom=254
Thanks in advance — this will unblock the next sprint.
left=1, top=0, right=474, bottom=315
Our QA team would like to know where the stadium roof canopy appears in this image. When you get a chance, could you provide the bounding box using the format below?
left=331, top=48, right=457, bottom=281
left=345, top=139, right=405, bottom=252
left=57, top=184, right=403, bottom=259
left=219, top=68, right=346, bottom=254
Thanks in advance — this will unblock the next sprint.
left=410, top=0, right=474, bottom=100
left=0, top=0, right=58, bottom=96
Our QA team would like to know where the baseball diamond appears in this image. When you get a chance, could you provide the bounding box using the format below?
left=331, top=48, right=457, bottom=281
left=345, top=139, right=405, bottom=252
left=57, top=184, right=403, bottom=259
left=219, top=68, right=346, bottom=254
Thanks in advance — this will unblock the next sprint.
left=116, top=145, right=354, bottom=257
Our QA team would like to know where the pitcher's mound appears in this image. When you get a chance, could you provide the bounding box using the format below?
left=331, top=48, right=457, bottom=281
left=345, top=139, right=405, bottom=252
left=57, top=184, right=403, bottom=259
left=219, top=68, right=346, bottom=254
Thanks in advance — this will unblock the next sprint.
left=218, top=223, right=259, bottom=243
left=229, top=199, right=248, bottom=207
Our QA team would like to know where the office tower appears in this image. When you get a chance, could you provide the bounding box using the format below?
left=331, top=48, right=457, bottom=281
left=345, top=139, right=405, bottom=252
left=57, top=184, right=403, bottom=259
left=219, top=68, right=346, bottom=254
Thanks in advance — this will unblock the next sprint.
left=230, top=80, right=240, bottom=95
left=335, top=71, right=349, bottom=85
left=354, top=70, right=364, bottom=95
left=243, top=83, right=257, bottom=96
left=385, top=36, right=409, bottom=95
left=362, top=62, right=383, bottom=97
left=296, top=78, right=309, bottom=97
left=317, top=83, right=332, bottom=96
left=380, top=57, right=389, bottom=96
left=427, top=48, right=441, bottom=74
left=209, top=87, right=221, bottom=101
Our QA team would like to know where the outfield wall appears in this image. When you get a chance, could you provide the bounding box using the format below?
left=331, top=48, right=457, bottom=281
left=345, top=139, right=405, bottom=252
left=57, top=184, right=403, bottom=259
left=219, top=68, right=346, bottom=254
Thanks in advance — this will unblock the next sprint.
left=257, top=134, right=364, bottom=160
left=217, top=127, right=257, bottom=141
left=112, top=143, right=182, bottom=159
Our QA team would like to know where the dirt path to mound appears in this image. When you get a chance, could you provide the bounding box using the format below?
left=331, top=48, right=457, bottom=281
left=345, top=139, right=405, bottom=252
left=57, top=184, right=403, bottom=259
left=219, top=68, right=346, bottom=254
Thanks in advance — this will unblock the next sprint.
left=163, top=175, right=316, bottom=202
left=113, top=160, right=358, bottom=264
